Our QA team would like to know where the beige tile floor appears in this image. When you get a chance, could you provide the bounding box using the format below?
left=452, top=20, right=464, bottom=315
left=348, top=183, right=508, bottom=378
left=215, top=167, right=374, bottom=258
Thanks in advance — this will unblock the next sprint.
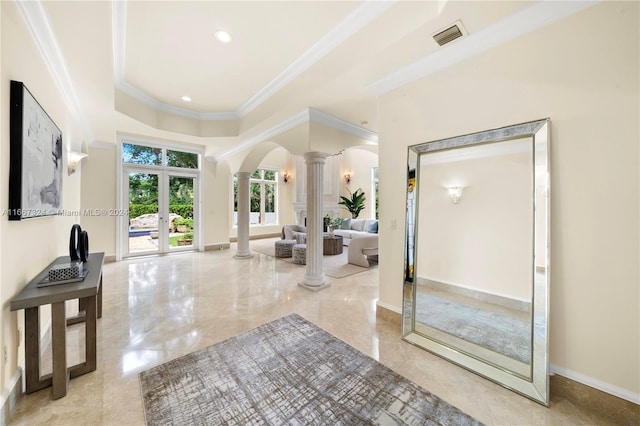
left=9, top=244, right=616, bottom=425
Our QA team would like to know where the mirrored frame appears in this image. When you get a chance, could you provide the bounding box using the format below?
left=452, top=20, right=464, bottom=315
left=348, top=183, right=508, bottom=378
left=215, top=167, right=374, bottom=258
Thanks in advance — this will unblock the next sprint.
left=402, top=118, right=550, bottom=405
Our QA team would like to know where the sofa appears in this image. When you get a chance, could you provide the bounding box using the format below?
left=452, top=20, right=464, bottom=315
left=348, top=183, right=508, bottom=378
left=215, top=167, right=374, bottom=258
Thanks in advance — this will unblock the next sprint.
left=333, top=219, right=378, bottom=245
left=347, top=234, right=379, bottom=267
left=333, top=218, right=379, bottom=267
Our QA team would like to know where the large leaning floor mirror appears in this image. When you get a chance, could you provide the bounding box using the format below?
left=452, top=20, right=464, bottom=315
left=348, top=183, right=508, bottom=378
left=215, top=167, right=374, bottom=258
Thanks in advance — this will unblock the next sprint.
left=402, top=119, right=550, bottom=405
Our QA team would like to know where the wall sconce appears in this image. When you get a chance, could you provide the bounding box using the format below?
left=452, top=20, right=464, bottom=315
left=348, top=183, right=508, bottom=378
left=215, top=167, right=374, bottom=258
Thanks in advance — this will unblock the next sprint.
left=67, top=151, right=88, bottom=175
left=447, top=186, right=463, bottom=204
left=282, top=170, right=292, bottom=183
left=343, top=171, right=351, bottom=184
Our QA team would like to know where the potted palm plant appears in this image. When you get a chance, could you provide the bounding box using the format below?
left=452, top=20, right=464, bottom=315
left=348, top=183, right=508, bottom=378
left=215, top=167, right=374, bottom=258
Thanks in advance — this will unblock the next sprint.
left=339, top=188, right=366, bottom=218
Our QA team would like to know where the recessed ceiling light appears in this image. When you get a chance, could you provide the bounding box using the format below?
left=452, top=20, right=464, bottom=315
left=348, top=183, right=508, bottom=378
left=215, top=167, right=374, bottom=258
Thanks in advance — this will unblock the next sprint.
left=181, top=96, right=191, bottom=102
left=214, top=30, right=232, bottom=43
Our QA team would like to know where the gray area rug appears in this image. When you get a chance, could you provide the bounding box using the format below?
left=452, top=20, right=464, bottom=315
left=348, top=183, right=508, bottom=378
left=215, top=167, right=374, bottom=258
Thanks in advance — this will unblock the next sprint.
left=139, top=313, right=483, bottom=425
left=250, top=239, right=376, bottom=279
left=415, top=293, right=531, bottom=364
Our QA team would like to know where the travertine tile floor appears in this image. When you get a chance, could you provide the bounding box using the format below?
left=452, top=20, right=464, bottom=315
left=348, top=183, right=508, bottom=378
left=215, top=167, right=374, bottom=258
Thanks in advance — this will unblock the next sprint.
left=9, top=244, right=616, bottom=425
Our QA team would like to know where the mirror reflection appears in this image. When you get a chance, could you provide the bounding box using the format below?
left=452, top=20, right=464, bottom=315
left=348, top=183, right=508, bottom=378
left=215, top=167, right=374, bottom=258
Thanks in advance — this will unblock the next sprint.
left=403, top=119, right=549, bottom=405
left=414, top=138, right=533, bottom=377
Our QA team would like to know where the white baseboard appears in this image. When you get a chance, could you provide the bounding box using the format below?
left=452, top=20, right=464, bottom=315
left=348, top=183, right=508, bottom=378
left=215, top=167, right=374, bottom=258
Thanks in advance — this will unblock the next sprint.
left=551, top=364, right=640, bottom=405
left=376, top=301, right=401, bottom=314
left=1, top=368, right=22, bottom=426
left=204, top=242, right=231, bottom=251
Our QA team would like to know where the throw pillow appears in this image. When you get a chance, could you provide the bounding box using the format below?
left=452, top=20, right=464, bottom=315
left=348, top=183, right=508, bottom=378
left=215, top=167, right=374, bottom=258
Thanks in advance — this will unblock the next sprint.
left=367, top=221, right=378, bottom=234
left=340, top=218, right=351, bottom=230
left=350, top=219, right=365, bottom=231
left=292, top=231, right=306, bottom=244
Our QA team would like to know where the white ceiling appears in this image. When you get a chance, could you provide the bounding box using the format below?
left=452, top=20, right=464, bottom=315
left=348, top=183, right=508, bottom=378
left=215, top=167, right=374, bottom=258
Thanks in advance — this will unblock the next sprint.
left=16, top=0, right=596, bottom=159
left=123, top=1, right=362, bottom=113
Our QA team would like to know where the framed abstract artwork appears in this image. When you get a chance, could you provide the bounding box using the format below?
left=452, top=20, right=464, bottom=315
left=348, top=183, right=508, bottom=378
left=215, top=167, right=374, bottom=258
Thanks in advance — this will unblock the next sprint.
left=9, top=80, right=63, bottom=220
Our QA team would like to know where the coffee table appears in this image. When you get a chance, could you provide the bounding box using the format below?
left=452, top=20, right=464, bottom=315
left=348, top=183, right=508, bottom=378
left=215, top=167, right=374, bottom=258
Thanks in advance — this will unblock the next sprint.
left=323, top=235, right=343, bottom=255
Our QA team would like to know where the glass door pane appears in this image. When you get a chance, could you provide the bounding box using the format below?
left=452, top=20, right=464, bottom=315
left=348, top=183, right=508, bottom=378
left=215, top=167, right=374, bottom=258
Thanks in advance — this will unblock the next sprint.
left=250, top=182, right=261, bottom=224
left=168, top=175, right=196, bottom=251
left=265, top=182, right=276, bottom=224
left=127, top=172, right=160, bottom=255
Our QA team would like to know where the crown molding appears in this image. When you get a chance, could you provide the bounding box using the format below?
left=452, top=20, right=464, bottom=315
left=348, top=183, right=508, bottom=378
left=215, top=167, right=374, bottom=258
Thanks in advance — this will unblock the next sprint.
left=236, top=0, right=396, bottom=117
left=113, top=0, right=394, bottom=122
left=115, top=80, right=240, bottom=121
left=368, top=0, right=600, bottom=96
left=308, top=108, right=378, bottom=143
left=14, top=0, right=95, bottom=144
left=212, top=109, right=310, bottom=163
left=212, top=108, right=378, bottom=163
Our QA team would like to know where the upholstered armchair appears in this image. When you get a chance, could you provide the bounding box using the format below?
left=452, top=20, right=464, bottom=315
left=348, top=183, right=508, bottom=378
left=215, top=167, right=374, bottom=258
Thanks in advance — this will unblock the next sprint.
left=347, top=235, right=379, bottom=267
left=281, top=224, right=307, bottom=244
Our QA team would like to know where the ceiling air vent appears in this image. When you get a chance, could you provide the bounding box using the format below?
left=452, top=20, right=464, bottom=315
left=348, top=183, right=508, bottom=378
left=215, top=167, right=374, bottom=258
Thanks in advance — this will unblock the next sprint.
left=433, top=20, right=467, bottom=46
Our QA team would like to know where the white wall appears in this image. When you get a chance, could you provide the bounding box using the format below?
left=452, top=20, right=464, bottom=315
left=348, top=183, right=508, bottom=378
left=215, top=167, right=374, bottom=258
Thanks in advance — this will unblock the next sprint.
left=0, top=2, right=85, bottom=392
left=80, top=145, right=116, bottom=256
left=204, top=160, right=231, bottom=245
left=378, top=2, right=639, bottom=401
left=340, top=147, right=378, bottom=220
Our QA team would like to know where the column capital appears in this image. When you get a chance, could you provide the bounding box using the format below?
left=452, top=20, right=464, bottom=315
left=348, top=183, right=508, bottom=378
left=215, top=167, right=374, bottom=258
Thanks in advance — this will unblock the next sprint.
left=303, top=152, right=329, bottom=164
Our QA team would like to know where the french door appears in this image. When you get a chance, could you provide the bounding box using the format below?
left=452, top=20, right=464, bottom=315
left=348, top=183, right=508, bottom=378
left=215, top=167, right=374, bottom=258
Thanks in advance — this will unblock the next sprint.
left=124, top=167, right=198, bottom=257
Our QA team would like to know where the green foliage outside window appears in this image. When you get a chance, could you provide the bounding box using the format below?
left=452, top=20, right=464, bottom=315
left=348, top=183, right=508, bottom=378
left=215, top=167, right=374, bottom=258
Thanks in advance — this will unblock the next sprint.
left=375, top=182, right=379, bottom=220
left=167, top=150, right=198, bottom=168
left=250, top=182, right=261, bottom=212
left=265, top=183, right=275, bottom=213
left=125, top=144, right=197, bottom=220
left=123, top=143, right=162, bottom=166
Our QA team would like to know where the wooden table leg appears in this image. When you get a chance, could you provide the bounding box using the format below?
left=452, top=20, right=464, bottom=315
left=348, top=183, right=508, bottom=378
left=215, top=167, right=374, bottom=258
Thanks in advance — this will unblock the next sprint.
left=72, top=273, right=101, bottom=323
left=51, top=301, right=68, bottom=400
left=24, top=307, right=44, bottom=393
left=85, top=295, right=97, bottom=372
left=69, top=295, right=97, bottom=377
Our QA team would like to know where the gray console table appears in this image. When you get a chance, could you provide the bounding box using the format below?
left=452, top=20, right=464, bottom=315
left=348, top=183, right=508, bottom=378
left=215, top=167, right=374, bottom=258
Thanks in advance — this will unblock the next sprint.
left=10, top=252, right=104, bottom=399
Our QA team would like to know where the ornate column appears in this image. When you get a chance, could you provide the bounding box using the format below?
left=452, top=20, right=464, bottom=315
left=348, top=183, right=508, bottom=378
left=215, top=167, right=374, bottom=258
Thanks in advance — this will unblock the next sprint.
left=234, top=171, right=253, bottom=259
left=299, top=152, right=329, bottom=291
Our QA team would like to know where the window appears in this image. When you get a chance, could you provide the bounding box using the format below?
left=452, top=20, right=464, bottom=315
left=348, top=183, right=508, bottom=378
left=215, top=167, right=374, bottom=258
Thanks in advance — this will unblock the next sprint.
left=122, top=143, right=162, bottom=166
left=372, top=166, right=379, bottom=220
left=167, top=150, right=198, bottom=168
left=233, top=169, right=278, bottom=226
left=119, top=139, right=201, bottom=258
left=122, top=143, right=199, bottom=170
